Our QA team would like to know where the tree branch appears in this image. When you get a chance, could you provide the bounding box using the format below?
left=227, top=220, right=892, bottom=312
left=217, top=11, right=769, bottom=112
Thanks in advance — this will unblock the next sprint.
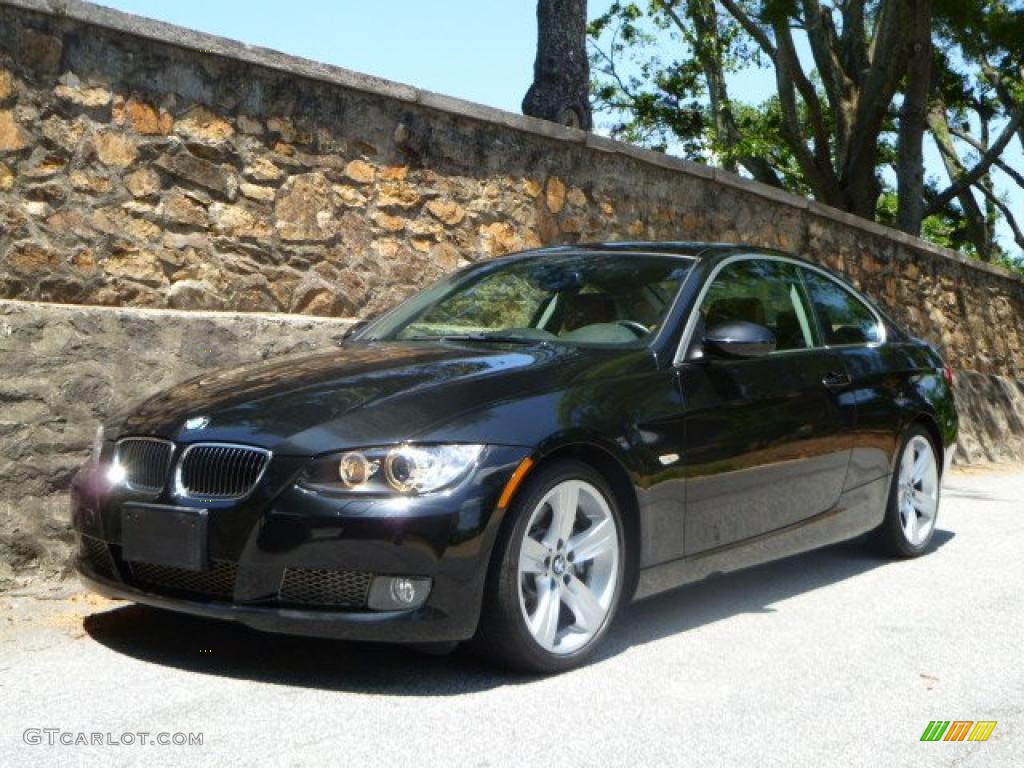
left=718, top=0, right=777, bottom=56
left=839, top=0, right=869, bottom=79
left=980, top=55, right=1024, bottom=148
left=801, top=0, right=847, bottom=136
left=974, top=181, right=1024, bottom=252
left=718, top=0, right=840, bottom=200
left=655, top=0, right=782, bottom=185
left=772, top=19, right=832, bottom=164
left=949, top=126, right=1024, bottom=189
left=926, top=107, right=1024, bottom=215
left=929, top=105, right=992, bottom=258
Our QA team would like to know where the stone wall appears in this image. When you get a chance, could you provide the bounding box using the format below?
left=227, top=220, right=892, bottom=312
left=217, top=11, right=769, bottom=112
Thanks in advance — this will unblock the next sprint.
left=953, top=371, right=1024, bottom=464
left=1, top=0, right=1023, bottom=379
left=0, top=299, right=349, bottom=588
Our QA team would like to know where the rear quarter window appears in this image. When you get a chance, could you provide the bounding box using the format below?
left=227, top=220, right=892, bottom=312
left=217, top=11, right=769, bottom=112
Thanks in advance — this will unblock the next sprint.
left=801, top=268, right=883, bottom=345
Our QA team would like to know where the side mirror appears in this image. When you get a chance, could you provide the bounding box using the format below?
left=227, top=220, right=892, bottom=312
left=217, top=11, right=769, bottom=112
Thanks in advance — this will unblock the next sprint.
left=704, top=320, right=776, bottom=359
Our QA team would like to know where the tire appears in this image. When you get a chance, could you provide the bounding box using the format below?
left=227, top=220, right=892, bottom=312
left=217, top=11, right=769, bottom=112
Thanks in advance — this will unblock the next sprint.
left=474, top=459, right=627, bottom=673
left=874, top=425, right=941, bottom=557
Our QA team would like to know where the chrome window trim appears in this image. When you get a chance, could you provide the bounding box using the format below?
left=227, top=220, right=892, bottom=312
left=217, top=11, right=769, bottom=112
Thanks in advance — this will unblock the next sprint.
left=172, top=442, right=273, bottom=501
left=112, top=437, right=175, bottom=495
left=672, top=253, right=887, bottom=366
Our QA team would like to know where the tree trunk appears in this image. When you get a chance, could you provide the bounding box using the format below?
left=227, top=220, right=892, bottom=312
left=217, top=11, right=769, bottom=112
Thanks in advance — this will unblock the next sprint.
left=837, top=0, right=926, bottom=220
left=896, top=0, right=932, bottom=235
left=523, top=0, right=593, bottom=130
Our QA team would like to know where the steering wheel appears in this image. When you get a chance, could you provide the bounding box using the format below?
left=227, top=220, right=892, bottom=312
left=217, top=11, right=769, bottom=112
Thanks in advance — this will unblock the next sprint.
left=616, top=320, right=650, bottom=338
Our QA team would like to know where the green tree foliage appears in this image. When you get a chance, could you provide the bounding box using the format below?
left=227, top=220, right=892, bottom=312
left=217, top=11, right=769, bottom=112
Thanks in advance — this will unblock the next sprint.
left=588, top=0, right=1024, bottom=269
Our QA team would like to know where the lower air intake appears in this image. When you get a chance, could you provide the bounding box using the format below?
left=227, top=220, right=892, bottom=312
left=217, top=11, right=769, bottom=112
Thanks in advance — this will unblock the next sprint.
left=278, top=568, right=372, bottom=608
left=129, top=560, right=238, bottom=600
left=79, top=535, right=116, bottom=579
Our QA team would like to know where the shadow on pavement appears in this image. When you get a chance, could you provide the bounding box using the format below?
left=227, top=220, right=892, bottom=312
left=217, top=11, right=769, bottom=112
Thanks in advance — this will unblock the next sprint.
left=83, top=529, right=954, bottom=694
left=942, top=483, right=1015, bottom=503
left=602, top=529, right=954, bottom=660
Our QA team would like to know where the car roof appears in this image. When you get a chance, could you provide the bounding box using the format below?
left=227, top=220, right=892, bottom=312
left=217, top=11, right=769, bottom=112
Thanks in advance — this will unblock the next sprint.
left=498, top=241, right=799, bottom=264
left=574, top=241, right=747, bottom=257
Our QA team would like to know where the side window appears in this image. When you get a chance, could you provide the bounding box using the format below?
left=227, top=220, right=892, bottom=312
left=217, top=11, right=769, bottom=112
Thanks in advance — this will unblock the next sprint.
left=801, top=269, right=883, bottom=345
left=699, top=259, right=817, bottom=352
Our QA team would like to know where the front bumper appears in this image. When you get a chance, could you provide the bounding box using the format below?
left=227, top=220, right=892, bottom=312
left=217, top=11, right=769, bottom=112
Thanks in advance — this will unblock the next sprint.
left=77, top=569, right=464, bottom=643
left=71, top=445, right=530, bottom=643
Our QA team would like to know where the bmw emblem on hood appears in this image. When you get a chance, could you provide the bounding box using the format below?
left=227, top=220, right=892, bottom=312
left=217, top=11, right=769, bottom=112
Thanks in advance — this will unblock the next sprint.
left=185, top=416, right=210, bottom=431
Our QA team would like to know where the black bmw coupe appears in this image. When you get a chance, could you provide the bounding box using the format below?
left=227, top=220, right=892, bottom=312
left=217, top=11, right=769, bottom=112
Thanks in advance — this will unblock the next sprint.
left=72, top=242, right=957, bottom=672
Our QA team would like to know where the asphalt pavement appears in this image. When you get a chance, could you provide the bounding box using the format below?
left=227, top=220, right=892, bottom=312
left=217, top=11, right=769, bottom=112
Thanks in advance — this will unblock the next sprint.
left=1, top=466, right=1021, bottom=767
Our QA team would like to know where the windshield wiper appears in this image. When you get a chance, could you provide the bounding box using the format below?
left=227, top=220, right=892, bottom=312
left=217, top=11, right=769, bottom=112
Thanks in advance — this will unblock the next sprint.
left=408, top=333, right=551, bottom=345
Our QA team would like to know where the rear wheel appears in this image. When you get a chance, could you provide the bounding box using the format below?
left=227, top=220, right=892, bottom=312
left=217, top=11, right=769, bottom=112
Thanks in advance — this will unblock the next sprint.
left=875, top=426, right=940, bottom=557
left=475, top=460, right=626, bottom=673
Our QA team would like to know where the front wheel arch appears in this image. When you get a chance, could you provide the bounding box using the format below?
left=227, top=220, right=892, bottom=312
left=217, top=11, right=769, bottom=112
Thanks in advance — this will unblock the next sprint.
left=473, top=457, right=629, bottom=672
left=527, top=442, right=642, bottom=604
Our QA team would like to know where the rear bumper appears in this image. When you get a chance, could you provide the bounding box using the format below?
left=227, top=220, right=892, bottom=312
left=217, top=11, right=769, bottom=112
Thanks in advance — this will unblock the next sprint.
left=71, top=445, right=530, bottom=643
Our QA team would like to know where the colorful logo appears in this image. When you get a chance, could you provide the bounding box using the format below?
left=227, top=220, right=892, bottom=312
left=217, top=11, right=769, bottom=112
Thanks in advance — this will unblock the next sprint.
left=921, top=721, right=997, bottom=742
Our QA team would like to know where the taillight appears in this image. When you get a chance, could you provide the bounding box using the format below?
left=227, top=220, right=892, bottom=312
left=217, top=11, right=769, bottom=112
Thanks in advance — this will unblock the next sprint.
left=942, top=365, right=954, bottom=386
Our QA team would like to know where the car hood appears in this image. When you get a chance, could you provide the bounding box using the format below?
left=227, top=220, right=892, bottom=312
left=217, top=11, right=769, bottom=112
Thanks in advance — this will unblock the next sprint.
left=109, top=340, right=597, bottom=454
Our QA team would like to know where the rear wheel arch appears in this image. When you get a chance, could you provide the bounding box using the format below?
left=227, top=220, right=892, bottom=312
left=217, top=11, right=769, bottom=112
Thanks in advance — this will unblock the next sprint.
left=873, top=421, right=942, bottom=557
left=906, top=412, right=945, bottom=478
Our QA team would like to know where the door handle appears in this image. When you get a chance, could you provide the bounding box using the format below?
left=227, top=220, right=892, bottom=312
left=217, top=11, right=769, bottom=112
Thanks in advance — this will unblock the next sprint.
left=822, top=371, right=853, bottom=392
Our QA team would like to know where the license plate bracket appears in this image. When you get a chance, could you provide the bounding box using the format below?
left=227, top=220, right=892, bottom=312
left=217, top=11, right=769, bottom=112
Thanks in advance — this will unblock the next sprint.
left=122, top=503, right=208, bottom=571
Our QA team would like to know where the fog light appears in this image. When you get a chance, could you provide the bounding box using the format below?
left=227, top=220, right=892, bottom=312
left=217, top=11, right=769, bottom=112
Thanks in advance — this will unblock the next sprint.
left=392, top=578, right=416, bottom=604
left=367, top=575, right=431, bottom=611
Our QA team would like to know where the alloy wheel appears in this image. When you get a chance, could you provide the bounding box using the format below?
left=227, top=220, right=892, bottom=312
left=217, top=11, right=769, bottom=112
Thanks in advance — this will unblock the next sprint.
left=897, top=435, right=939, bottom=546
left=516, top=479, right=620, bottom=655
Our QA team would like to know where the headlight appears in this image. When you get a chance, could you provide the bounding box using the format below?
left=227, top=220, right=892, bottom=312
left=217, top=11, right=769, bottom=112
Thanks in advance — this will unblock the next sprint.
left=301, top=444, right=484, bottom=495
left=91, top=425, right=105, bottom=464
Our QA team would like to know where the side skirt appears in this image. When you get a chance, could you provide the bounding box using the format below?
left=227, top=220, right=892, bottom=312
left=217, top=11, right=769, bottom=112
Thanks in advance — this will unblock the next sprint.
left=633, top=475, right=889, bottom=601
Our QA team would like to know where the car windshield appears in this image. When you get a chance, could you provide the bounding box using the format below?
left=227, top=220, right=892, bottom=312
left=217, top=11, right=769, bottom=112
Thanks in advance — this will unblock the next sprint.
left=362, top=251, right=695, bottom=347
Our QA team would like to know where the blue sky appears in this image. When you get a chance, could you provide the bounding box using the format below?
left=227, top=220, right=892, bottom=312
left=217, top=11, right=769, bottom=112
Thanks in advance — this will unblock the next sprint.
left=98, top=0, right=542, bottom=112
left=96, top=0, right=1020, bottom=256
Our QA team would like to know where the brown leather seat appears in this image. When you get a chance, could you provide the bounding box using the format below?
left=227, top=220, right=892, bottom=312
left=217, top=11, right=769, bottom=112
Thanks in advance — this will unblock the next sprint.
left=559, top=293, right=617, bottom=332
left=774, top=310, right=806, bottom=350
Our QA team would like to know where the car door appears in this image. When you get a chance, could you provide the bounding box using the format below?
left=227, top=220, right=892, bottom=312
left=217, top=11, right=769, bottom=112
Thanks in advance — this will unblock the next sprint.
left=676, top=257, right=857, bottom=555
left=798, top=266, right=893, bottom=488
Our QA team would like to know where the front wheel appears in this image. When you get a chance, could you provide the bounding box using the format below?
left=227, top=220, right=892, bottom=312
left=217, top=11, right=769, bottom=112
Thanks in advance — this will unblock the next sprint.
left=475, top=460, right=626, bottom=673
left=874, top=426, right=941, bottom=557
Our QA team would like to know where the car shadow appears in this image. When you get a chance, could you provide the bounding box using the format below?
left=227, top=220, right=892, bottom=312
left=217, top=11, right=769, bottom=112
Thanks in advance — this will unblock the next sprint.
left=941, top=482, right=1014, bottom=503
left=600, top=529, right=954, bottom=660
left=82, top=529, right=954, bottom=694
